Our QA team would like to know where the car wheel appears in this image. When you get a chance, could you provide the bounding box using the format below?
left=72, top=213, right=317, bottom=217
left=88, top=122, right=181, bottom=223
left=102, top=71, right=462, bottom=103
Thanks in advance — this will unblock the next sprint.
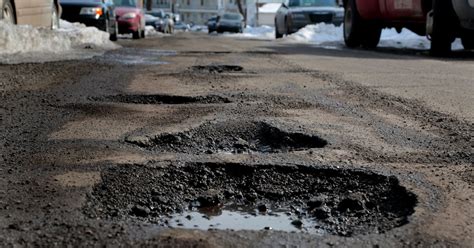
left=133, top=30, right=140, bottom=39
left=430, top=0, right=455, bottom=56
left=110, top=21, right=118, bottom=41
left=51, top=2, right=60, bottom=30
left=275, top=21, right=283, bottom=39
left=343, top=0, right=364, bottom=48
left=2, top=0, right=16, bottom=24
left=461, top=34, right=474, bottom=50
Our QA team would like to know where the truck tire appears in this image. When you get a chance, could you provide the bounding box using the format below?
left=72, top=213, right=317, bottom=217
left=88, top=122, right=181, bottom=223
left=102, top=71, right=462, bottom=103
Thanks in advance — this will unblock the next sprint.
left=343, top=0, right=363, bottom=48
left=360, top=23, right=381, bottom=49
left=2, top=0, right=16, bottom=24
left=430, top=0, right=455, bottom=56
left=461, top=34, right=474, bottom=50
left=275, top=21, right=283, bottom=39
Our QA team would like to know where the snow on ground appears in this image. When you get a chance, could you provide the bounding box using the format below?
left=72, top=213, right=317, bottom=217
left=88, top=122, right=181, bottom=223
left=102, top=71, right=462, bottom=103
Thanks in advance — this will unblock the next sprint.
left=0, top=20, right=118, bottom=64
left=226, top=23, right=463, bottom=51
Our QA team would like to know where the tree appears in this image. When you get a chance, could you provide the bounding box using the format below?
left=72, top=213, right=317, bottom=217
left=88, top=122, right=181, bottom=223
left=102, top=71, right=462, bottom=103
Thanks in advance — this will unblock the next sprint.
left=235, top=0, right=246, bottom=20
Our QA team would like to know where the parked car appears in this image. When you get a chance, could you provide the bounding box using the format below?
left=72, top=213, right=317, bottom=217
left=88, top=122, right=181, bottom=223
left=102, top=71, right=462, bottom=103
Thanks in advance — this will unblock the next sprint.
left=174, top=21, right=190, bottom=31
left=61, top=0, right=118, bottom=41
left=207, top=16, right=218, bottom=33
left=216, top=13, right=244, bottom=33
left=343, top=0, right=474, bottom=55
left=275, top=0, right=343, bottom=39
left=1, top=0, right=61, bottom=29
left=113, top=0, right=145, bottom=39
left=145, top=14, right=162, bottom=31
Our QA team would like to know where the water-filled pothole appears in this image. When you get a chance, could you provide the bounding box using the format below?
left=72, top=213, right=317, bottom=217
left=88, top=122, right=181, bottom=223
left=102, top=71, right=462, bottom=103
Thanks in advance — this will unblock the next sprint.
left=191, top=65, right=243, bottom=73
left=125, top=121, right=327, bottom=154
left=85, top=162, right=417, bottom=236
left=90, top=94, right=231, bottom=105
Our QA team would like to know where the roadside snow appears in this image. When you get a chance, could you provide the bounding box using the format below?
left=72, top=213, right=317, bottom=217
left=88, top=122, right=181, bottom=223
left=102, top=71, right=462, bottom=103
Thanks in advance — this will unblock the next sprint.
left=0, top=20, right=118, bottom=64
left=226, top=23, right=464, bottom=51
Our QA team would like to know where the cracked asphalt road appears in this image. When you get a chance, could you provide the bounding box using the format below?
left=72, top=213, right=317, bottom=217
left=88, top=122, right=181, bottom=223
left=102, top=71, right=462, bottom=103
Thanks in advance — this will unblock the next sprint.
left=0, top=32, right=473, bottom=247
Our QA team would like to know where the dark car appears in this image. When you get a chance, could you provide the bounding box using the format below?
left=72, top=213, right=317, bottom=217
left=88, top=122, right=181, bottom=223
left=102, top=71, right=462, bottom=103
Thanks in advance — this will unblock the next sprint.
left=145, top=9, right=165, bottom=32
left=60, top=0, right=118, bottom=41
left=207, top=16, right=218, bottom=33
left=216, top=13, right=244, bottom=33
left=275, top=0, right=343, bottom=39
left=145, top=14, right=163, bottom=31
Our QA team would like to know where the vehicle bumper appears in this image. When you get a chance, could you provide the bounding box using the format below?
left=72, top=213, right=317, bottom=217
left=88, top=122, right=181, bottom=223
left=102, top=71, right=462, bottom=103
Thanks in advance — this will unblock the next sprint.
left=117, top=19, right=140, bottom=34
left=63, top=15, right=108, bottom=31
left=452, top=0, right=474, bottom=30
left=217, top=25, right=241, bottom=32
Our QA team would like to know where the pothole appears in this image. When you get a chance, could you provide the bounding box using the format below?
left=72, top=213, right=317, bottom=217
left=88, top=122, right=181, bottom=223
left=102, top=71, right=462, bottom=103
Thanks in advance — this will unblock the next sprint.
left=90, top=94, right=231, bottom=105
left=85, top=163, right=417, bottom=236
left=126, top=121, right=327, bottom=154
left=191, top=65, right=243, bottom=73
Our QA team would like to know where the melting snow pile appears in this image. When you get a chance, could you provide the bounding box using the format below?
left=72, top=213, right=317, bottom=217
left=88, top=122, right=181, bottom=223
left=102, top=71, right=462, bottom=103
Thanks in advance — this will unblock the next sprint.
left=0, top=20, right=119, bottom=64
left=223, top=25, right=275, bottom=40
left=229, top=23, right=463, bottom=50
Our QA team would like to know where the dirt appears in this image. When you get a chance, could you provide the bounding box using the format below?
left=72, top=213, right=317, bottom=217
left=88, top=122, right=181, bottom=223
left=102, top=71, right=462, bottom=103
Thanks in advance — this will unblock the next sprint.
left=125, top=120, right=327, bottom=154
left=0, top=33, right=472, bottom=247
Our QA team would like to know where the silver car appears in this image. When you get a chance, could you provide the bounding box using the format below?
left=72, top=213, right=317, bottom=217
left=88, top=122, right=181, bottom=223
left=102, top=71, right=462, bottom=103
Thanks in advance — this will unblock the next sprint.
left=275, top=0, right=343, bottom=39
left=1, top=0, right=61, bottom=29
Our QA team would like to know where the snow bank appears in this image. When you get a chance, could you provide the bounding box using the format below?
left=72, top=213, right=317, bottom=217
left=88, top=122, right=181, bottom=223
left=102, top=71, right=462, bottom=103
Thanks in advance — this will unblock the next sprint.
left=223, top=25, right=275, bottom=40
left=226, top=23, right=463, bottom=51
left=0, top=20, right=119, bottom=64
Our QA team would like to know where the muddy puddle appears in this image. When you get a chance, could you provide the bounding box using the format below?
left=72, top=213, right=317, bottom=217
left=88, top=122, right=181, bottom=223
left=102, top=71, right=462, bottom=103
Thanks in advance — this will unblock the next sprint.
left=90, top=94, right=231, bottom=105
left=85, top=162, right=417, bottom=236
left=168, top=208, right=325, bottom=234
left=126, top=121, right=327, bottom=154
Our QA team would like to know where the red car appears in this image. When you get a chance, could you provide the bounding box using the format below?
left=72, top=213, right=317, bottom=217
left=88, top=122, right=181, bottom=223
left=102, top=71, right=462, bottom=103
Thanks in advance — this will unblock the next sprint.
left=114, top=0, right=145, bottom=39
left=343, top=0, right=474, bottom=55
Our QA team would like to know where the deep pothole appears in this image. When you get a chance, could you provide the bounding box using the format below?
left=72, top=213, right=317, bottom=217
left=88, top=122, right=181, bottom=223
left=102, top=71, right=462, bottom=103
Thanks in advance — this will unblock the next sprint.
left=190, top=65, right=244, bottom=73
left=125, top=121, right=327, bottom=154
left=90, top=94, right=231, bottom=105
left=85, top=162, right=417, bottom=236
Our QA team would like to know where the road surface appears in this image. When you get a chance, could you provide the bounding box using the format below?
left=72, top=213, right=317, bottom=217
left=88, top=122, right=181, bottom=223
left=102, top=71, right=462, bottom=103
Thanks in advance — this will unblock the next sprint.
left=1, top=32, right=473, bottom=247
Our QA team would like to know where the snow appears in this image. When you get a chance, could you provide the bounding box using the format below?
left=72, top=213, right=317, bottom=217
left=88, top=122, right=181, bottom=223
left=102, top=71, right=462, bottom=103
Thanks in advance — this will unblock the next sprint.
left=259, top=3, right=282, bottom=13
left=0, top=20, right=119, bottom=64
left=225, top=23, right=464, bottom=51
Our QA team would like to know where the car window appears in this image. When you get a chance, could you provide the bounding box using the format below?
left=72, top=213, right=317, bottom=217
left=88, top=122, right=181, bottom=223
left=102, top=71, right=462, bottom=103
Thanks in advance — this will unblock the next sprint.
left=289, top=0, right=337, bottom=7
left=222, top=14, right=241, bottom=21
left=113, top=0, right=137, bottom=7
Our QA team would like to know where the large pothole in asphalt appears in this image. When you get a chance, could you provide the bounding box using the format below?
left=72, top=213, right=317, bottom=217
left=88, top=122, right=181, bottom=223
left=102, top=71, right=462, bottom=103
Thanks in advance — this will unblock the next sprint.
left=90, top=94, right=231, bottom=105
left=125, top=121, right=327, bottom=154
left=84, top=163, right=417, bottom=236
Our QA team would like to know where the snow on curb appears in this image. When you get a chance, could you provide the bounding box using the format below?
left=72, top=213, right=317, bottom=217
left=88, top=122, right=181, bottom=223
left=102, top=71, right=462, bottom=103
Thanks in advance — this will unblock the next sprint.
left=0, top=20, right=119, bottom=64
left=226, top=23, right=463, bottom=51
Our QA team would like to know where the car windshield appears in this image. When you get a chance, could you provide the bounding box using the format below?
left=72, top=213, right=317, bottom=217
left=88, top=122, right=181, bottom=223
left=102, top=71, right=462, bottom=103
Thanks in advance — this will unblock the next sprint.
left=147, top=11, right=163, bottom=18
left=288, top=0, right=337, bottom=7
left=113, top=0, right=136, bottom=7
left=222, top=14, right=241, bottom=21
